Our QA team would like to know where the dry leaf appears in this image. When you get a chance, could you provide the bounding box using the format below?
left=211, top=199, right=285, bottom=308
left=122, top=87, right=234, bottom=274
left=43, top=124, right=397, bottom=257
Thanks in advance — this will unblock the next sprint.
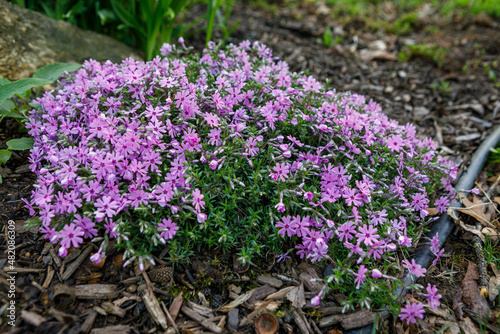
left=219, top=289, right=254, bottom=313
left=427, top=207, right=438, bottom=216
left=286, top=283, right=305, bottom=309
left=265, top=286, right=295, bottom=301
left=459, top=221, right=485, bottom=243
left=481, top=227, right=498, bottom=240
left=456, top=193, right=492, bottom=225
left=460, top=262, right=490, bottom=320
left=493, top=196, right=500, bottom=205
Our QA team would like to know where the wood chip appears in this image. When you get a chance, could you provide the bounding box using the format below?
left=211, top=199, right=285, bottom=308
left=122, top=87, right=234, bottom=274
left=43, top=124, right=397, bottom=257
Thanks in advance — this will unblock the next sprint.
left=20, top=310, right=45, bottom=327
left=101, top=302, right=126, bottom=317
left=220, top=289, right=255, bottom=313
left=247, top=284, right=277, bottom=305
left=239, top=301, right=274, bottom=327
left=49, top=247, right=63, bottom=267
left=90, top=325, right=131, bottom=334
left=43, top=265, right=55, bottom=289
left=265, top=286, right=295, bottom=301
left=142, top=288, right=169, bottom=330
left=339, top=308, right=375, bottom=330
left=256, top=275, right=283, bottom=288
left=181, top=306, right=223, bottom=333
left=299, top=268, right=324, bottom=292
left=292, top=309, right=313, bottom=334
left=318, top=314, right=342, bottom=328
left=185, top=300, right=215, bottom=318
left=169, top=292, right=183, bottom=321
left=61, top=245, right=93, bottom=281
left=80, top=310, right=97, bottom=334
left=162, top=300, right=180, bottom=334
left=74, top=284, right=120, bottom=299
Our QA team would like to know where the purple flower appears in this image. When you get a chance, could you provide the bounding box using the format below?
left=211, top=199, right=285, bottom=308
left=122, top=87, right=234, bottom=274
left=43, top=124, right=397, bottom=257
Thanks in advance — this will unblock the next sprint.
left=354, top=265, right=368, bottom=289
left=402, top=259, right=427, bottom=278
left=423, top=283, right=442, bottom=310
left=59, top=223, right=85, bottom=249
left=192, top=189, right=205, bottom=212
left=311, top=289, right=323, bottom=307
left=158, top=218, right=179, bottom=240
left=276, top=216, right=297, bottom=237
left=356, top=224, right=380, bottom=246
left=400, top=302, right=425, bottom=325
left=272, top=162, right=290, bottom=182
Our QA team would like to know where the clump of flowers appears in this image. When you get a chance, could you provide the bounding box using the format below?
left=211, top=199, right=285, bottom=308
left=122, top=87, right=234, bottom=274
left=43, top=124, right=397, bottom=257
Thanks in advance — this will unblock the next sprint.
left=25, top=40, right=456, bottom=323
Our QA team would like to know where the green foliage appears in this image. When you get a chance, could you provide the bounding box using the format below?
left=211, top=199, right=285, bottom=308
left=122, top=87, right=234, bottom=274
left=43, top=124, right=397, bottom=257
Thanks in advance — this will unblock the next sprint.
left=10, top=0, right=239, bottom=60
left=387, top=12, right=418, bottom=35
left=110, top=0, right=190, bottom=60
left=319, top=26, right=343, bottom=47
left=398, top=44, right=448, bottom=67
left=0, top=62, right=80, bottom=180
left=7, top=137, right=35, bottom=151
left=430, top=80, right=452, bottom=95
left=0, top=150, right=11, bottom=164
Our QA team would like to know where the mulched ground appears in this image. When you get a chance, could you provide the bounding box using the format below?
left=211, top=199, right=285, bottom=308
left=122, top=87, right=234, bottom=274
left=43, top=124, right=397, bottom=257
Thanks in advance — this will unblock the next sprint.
left=1, top=1, right=500, bottom=333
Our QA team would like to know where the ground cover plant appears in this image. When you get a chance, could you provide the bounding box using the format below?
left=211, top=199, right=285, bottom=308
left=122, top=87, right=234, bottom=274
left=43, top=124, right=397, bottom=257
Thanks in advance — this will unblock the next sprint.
left=24, top=40, right=458, bottom=322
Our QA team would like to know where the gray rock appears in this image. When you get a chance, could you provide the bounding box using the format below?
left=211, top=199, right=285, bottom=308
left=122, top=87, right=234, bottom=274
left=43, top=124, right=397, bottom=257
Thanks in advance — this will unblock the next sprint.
left=0, top=0, right=142, bottom=81
left=227, top=308, right=239, bottom=330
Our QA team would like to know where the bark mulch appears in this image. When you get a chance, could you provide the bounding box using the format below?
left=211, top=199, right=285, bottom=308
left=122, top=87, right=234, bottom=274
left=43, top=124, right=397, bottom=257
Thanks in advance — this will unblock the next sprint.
left=1, top=1, right=499, bottom=333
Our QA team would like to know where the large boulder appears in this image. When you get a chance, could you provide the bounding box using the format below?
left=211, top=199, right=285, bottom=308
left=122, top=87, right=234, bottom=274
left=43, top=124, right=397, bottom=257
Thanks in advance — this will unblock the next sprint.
left=0, top=0, right=142, bottom=81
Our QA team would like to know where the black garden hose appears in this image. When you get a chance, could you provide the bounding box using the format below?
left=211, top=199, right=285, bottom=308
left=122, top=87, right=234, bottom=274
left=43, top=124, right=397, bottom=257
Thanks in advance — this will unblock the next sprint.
left=344, top=124, right=500, bottom=334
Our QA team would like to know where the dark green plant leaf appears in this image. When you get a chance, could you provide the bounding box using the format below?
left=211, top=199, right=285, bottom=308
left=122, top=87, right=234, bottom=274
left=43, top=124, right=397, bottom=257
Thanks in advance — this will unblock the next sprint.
left=33, top=62, right=81, bottom=82
left=0, top=149, right=11, bottom=164
left=0, top=78, right=10, bottom=85
left=6, top=137, right=34, bottom=151
left=111, top=0, right=146, bottom=36
left=0, top=78, right=51, bottom=105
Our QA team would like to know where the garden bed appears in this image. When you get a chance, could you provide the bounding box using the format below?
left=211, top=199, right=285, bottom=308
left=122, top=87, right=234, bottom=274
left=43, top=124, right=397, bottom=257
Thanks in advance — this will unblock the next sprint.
left=1, top=1, right=499, bottom=333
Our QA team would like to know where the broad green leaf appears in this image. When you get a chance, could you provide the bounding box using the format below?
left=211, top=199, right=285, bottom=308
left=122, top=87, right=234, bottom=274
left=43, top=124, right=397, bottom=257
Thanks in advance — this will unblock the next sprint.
left=0, top=78, right=10, bottom=85
left=0, top=149, right=11, bottom=164
left=0, top=78, right=51, bottom=105
left=33, top=62, right=81, bottom=82
left=7, top=137, right=34, bottom=151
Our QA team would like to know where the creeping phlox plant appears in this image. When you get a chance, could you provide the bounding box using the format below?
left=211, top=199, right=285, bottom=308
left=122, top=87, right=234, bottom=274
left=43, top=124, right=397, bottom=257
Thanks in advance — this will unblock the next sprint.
left=25, top=40, right=456, bottom=323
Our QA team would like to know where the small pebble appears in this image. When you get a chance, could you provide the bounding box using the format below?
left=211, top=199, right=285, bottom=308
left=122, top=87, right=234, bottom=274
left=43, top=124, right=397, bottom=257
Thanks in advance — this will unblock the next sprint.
left=228, top=308, right=239, bottom=330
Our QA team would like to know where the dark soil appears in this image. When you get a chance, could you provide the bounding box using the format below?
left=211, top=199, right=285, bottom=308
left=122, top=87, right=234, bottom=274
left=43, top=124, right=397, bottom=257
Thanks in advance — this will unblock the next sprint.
left=1, top=1, right=499, bottom=333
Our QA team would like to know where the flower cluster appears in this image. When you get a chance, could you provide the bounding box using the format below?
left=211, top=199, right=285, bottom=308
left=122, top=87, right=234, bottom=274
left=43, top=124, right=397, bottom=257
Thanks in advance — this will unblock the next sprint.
left=25, top=40, right=455, bottom=323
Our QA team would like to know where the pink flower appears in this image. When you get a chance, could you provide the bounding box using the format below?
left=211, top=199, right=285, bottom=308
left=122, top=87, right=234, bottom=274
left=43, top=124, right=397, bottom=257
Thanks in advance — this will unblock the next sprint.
left=272, top=162, right=290, bottom=182
left=400, top=302, right=425, bottom=325
left=158, top=218, right=179, bottom=240
left=275, top=201, right=285, bottom=212
left=356, top=224, right=380, bottom=246
left=311, top=289, right=323, bottom=307
left=59, top=223, right=85, bottom=249
left=192, top=188, right=205, bottom=212
left=276, top=216, right=297, bottom=237
left=423, top=283, right=442, bottom=310
left=354, top=265, right=368, bottom=289
left=402, top=259, right=427, bottom=278
left=58, top=246, right=68, bottom=257
left=197, top=212, right=207, bottom=223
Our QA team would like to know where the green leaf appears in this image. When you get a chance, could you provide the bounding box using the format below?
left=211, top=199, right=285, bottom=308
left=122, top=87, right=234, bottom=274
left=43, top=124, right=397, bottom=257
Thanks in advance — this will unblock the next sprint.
left=110, top=0, right=146, bottom=36
left=0, top=78, right=51, bottom=105
left=6, top=137, right=34, bottom=151
left=0, top=149, right=12, bottom=164
left=33, top=62, right=81, bottom=82
left=0, top=78, right=10, bottom=85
